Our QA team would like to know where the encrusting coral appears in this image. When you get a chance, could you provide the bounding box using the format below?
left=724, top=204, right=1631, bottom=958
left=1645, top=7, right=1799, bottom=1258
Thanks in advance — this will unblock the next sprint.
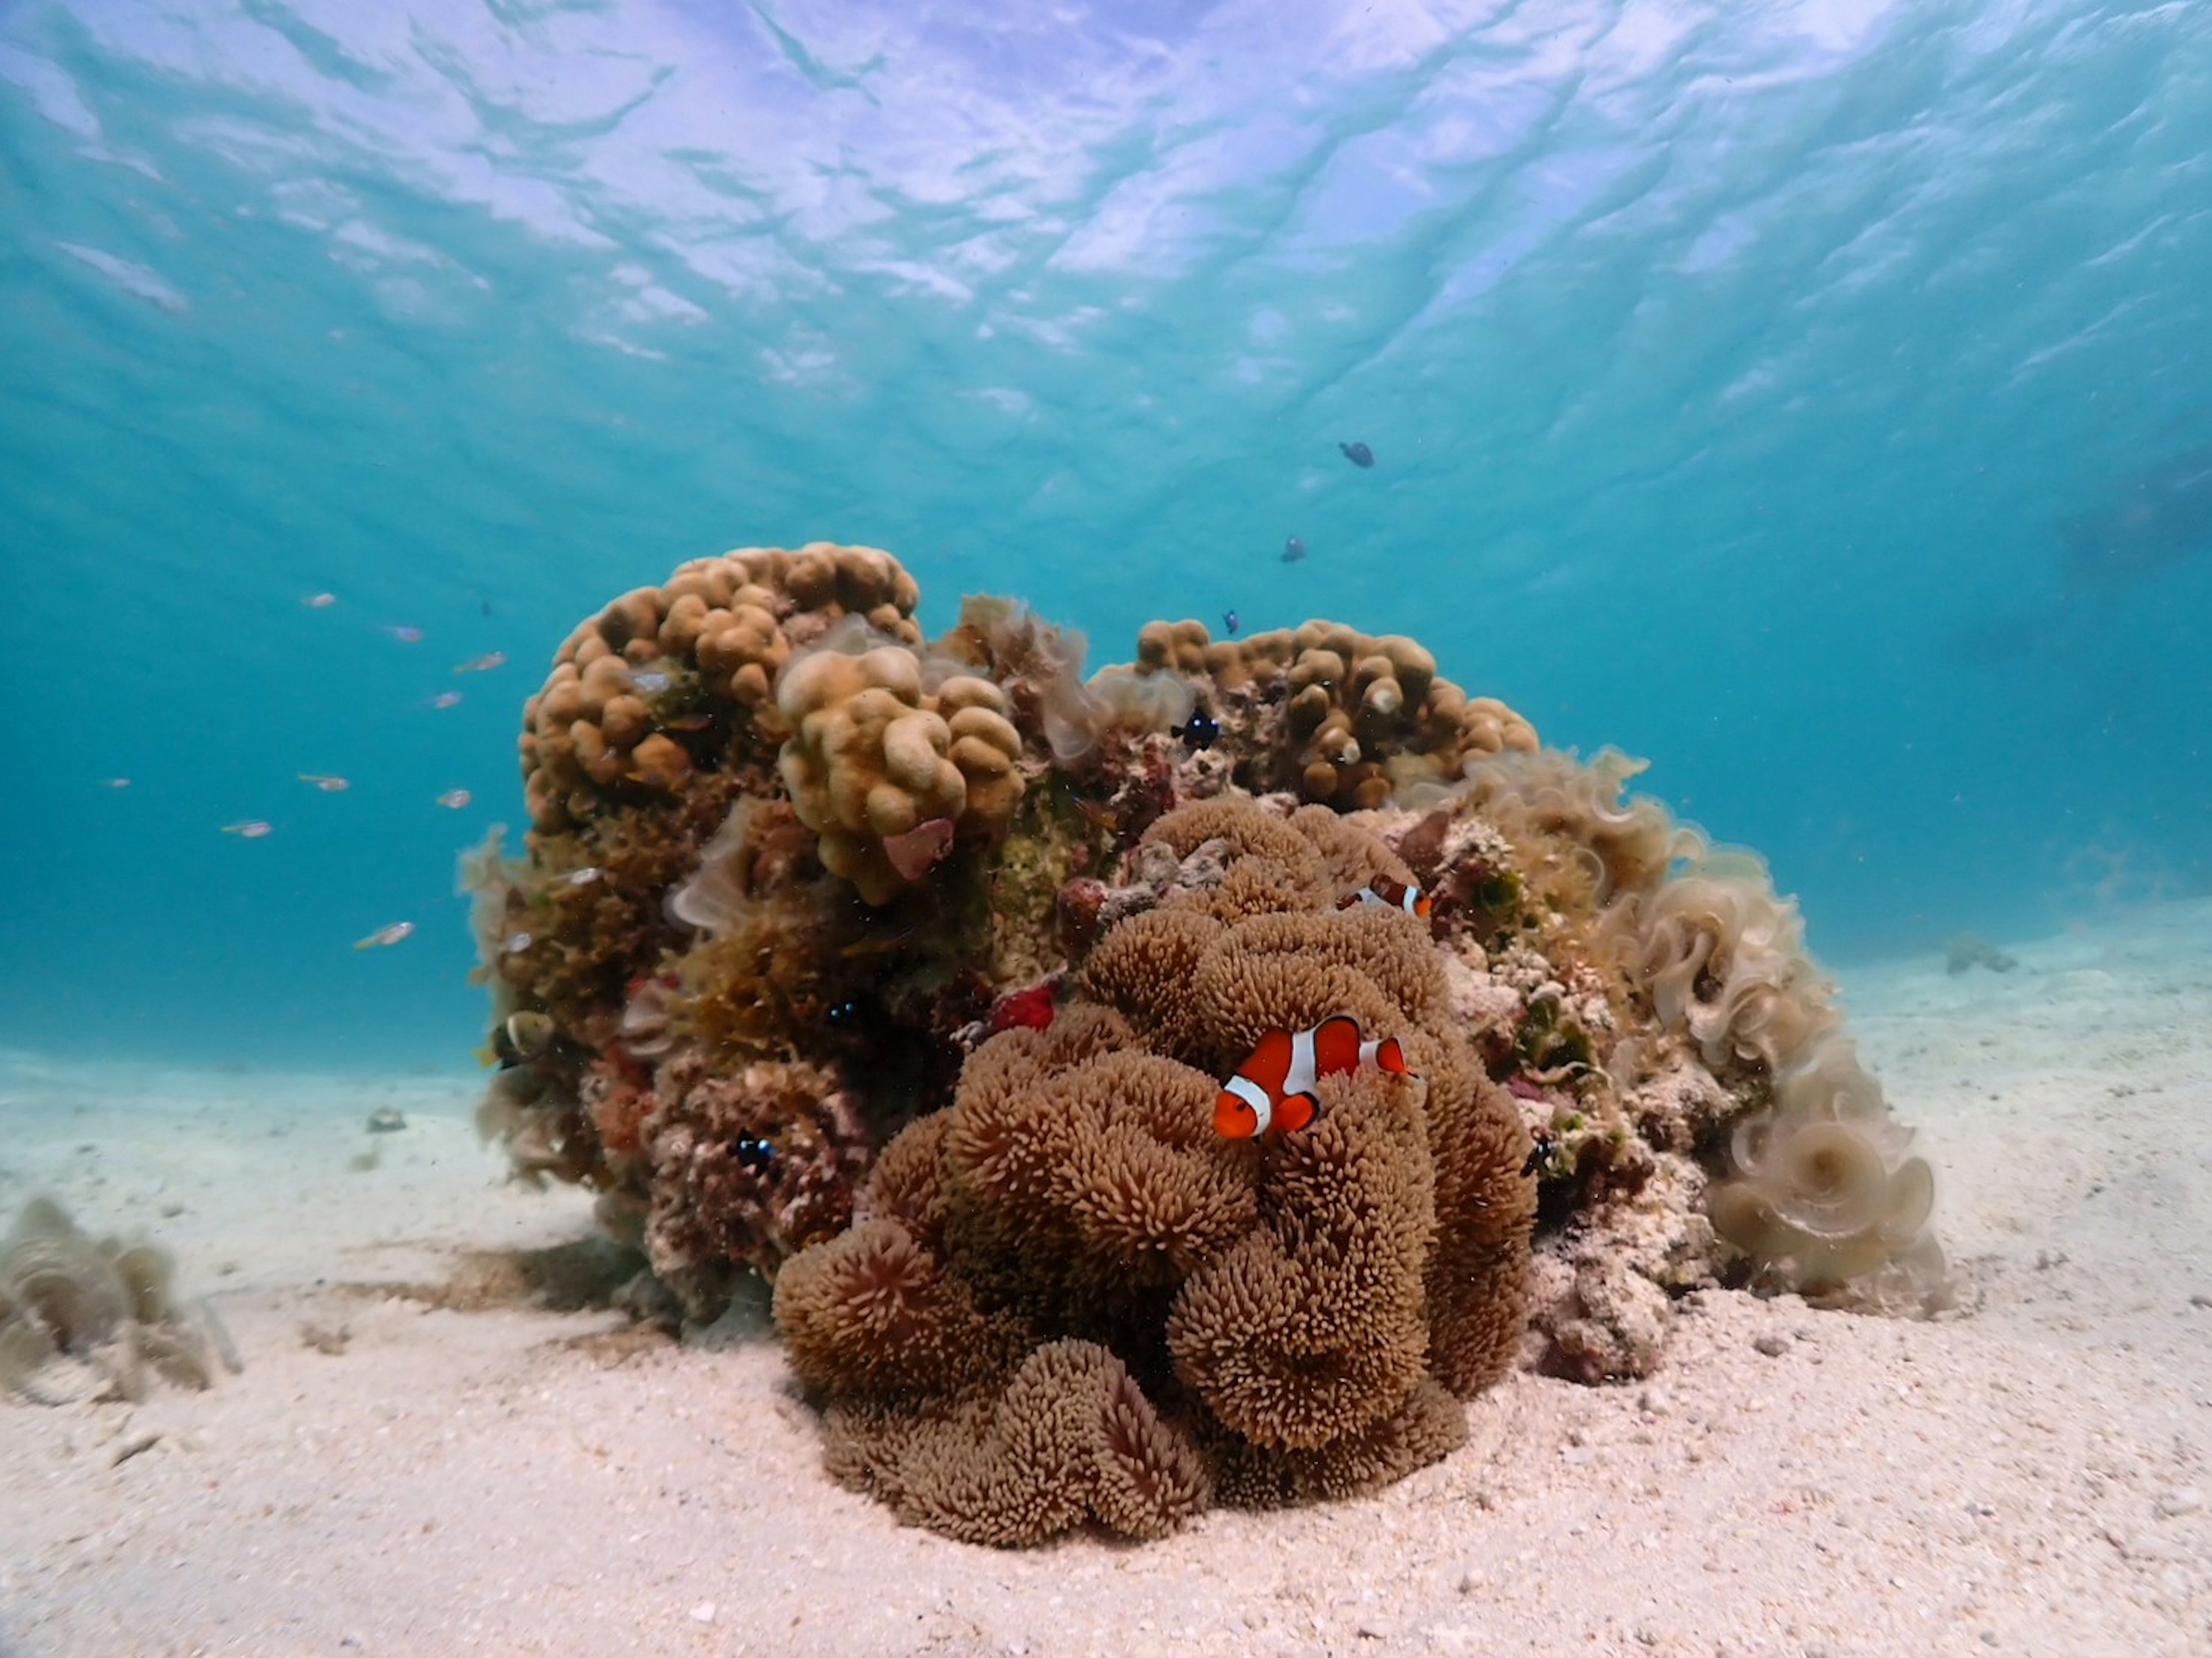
left=471, top=541, right=1949, bottom=1541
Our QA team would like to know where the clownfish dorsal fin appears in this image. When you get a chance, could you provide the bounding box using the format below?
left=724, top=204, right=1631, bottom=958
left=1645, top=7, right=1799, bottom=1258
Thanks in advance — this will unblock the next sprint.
left=1308, top=1014, right=1365, bottom=1077
left=1242, top=1027, right=1295, bottom=1091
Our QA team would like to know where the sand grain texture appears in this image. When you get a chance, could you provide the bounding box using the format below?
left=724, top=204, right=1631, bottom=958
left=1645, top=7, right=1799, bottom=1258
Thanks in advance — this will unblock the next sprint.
left=3, top=901, right=2210, bottom=1656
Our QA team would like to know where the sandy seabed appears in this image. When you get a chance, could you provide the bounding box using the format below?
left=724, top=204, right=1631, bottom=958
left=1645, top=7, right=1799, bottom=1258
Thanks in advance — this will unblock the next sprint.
left=3, top=900, right=2210, bottom=1658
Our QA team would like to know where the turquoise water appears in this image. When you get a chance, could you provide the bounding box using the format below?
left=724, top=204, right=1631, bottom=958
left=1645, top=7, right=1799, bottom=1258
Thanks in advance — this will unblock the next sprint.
left=3, top=1, right=2206, bottom=1071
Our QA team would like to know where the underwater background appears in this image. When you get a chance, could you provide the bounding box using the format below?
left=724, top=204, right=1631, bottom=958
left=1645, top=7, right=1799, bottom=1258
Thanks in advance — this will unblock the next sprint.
left=2, top=0, right=2206, bottom=1072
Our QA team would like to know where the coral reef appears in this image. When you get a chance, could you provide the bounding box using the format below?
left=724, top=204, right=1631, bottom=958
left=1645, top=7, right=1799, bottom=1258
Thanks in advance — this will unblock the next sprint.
left=1, top=1197, right=232, bottom=1403
left=472, top=542, right=1948, bottom=1538
left=771, top=802, right=1533, bottom=1544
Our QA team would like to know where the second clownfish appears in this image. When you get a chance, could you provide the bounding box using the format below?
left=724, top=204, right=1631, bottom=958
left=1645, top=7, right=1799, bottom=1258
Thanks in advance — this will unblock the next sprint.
left=1338, top=877, right=1431, bottom=919
left=1214, top=1014, right=1415, bottom=1139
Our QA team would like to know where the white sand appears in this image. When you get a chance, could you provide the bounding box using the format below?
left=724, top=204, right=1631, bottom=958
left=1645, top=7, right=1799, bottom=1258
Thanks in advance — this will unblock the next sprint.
left=3, top=901, right=2210, bottom=1657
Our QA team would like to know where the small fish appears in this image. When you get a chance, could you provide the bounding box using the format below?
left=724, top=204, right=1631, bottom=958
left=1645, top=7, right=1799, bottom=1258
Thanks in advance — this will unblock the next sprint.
left=453, top=652, right=506, bottom=674
left=1339, top=441, right=1374, bottom=468
left=840, top=924, right=922, bottom=961
left=630, top=670, right=673, bottom=695
left=563, top=866, right=600, bottom=887
left=382, top=624, right=423, bottom=643
left=1171, top=708, right=1219, bottom=750
left=354, top=920, right=415, bottom=950
left=1221, top=609, right=1240, bottom=637
left=302, top=593, right=337, bottom=609
left=503, top=931, right=534, bottom=953
left=497, top=1010, right=555, bottom=1063
left=100, top=777, right=131, bottom=790
left=435, top=788, right=472, bottom=810
left=1214, top=1015, right=1414, bottom=1140
left=660, top=712, right=712, bottom=731
left=1521, top=1129, right=1556, bottom=1179
left=298, top=773, right=350, bottom=792
left=480, top=599, right=493, bottom=617
left=425, top=691, right=464, bottom=711
left=1339, top=878, right=1432, bottom=919
left=221, top=819, right=273, bottom=839
left=1282, top=536, right=1308, bottom=564
left=1072, top=796, right=1123, bottom=836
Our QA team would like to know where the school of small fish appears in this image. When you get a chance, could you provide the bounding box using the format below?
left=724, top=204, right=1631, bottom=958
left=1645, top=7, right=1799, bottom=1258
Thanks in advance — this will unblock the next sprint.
left=115, top=593, right=527, bottom=953
left=151, top=503, right=1420, bottom=968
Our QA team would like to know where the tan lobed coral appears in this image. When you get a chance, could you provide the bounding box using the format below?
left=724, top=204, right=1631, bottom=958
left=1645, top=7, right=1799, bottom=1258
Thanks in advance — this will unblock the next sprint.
left=520, top=542, right=923, bottom=836
left=775, top=620, right=1027, bottom=905
left=771, top=799, right=1534, bottom=1545
left=1124, top=617, right=1538, bottom=809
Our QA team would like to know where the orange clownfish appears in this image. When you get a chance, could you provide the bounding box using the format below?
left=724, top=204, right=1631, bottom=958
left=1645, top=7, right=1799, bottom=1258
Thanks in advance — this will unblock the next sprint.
left=1338, top=878, right=1431, bottom=919
left=1214, top=1014, right=1415, bottom=1139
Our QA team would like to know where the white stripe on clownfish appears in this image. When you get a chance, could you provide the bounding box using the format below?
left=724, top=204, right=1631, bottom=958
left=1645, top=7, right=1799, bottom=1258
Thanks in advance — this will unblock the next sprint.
left=1338, top=877, right=1431, bottom=919
left=1213, top=1014, right=1418, bottom=1140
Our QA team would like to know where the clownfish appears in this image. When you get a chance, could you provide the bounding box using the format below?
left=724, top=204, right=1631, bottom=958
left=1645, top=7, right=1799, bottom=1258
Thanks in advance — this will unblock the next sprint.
left=1338, top=877, right=1432, bottom=919
left=1214, top=1014, right=1415, bottom=1139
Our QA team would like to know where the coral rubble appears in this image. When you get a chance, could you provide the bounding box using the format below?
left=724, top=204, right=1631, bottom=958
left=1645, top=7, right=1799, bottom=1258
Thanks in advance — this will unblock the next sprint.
left=472, top=541, right=1948, bottom=1542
